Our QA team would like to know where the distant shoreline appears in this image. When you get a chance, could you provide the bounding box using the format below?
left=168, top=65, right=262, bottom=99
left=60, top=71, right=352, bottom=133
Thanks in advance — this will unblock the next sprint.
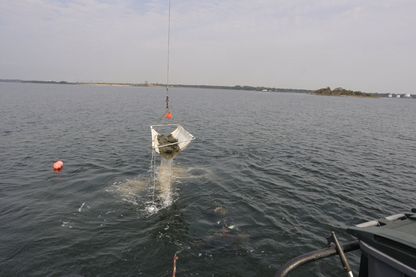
left=0, top=78, right=312, bottom=94
left=314, top=87, right=378, bottom=98
left=0, top=78, right=413, bottom=98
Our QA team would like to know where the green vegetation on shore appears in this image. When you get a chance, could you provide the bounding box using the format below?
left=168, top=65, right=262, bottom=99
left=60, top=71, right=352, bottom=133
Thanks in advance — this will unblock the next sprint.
left=314, top=87, right=377, bottom=97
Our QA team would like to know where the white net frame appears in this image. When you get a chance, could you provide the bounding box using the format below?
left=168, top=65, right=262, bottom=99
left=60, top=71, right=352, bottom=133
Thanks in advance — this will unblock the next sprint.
left=150, top=124, right=195, bottom=154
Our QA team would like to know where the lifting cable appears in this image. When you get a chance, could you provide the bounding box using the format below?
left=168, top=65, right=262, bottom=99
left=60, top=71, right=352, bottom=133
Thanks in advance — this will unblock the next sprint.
left=165, top=0, right=171, bottom=112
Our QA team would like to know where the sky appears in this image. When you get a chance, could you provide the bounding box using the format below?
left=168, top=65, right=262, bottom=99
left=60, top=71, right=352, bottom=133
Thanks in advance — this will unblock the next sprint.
left=0, top=0, right=415, bottom=93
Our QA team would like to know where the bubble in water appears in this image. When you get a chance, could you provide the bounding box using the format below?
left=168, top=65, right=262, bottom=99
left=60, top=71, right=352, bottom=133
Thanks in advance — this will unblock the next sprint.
left=78, top=202, right=86, bottom=212
left=61, top=221, right=73, bottom=228
left=145, top=204, right=159, bottom=215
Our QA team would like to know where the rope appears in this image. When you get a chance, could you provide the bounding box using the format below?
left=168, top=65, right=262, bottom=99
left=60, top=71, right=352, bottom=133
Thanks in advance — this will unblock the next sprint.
left=165, top=0, right=171, bottom=111
left=172, top=253, right=178, bottom=277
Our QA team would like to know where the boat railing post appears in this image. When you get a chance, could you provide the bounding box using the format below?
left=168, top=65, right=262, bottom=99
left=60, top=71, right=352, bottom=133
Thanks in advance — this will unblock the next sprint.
left=330, top=232, right=354, bottom=277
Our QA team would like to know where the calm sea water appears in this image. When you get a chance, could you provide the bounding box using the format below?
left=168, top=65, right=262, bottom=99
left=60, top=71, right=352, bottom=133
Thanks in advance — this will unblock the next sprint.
left=0, top=83, right=415, bottom=277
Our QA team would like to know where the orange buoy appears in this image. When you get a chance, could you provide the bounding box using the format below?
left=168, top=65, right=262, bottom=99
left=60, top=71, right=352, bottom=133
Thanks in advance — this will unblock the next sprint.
left=53, top=160, right=64, bottom=171
left=165, top=112, right=173, bottom=120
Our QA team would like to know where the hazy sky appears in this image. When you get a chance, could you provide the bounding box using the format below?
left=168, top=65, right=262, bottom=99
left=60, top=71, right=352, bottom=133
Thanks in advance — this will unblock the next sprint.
left=0, top=0, right=415, bottom=93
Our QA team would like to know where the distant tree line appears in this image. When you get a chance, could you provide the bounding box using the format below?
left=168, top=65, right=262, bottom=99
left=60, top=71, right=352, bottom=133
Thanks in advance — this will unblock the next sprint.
left=0, top=78, right=312, bottom=94
left=314, top=87, right=377, bottom=97
left=160, top=83, right=312, bottom=93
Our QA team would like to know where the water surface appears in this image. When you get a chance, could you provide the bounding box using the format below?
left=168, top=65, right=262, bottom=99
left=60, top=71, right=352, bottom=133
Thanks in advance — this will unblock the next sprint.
left=0, top=83, right=415, bottom=276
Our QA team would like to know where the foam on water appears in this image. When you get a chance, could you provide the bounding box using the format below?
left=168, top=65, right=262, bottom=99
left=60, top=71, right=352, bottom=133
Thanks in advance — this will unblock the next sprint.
left=157, top=158, right=174, bottom=206
left=106, top=158, right=215, bottom=216
left=173, top=166, right=214, bottom=180
left=106, top=178, right=148, bottom=205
